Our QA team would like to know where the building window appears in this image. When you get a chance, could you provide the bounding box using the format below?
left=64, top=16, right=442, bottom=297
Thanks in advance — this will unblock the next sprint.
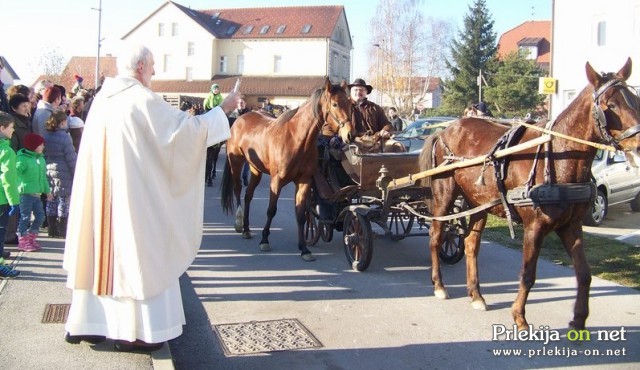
left=187, top=42, right=194, bottom=56
left=158, top=23, right=165, bottom=36
left=518, top=46, right=537, bottom=60
left=301, top=24, right=312, bottom=34
left=186, top=67, right=193, bottom=81
left=597, top=21, right=606, bottom=46
left=219, top=55, right=228, bottom=73
left=163, top=54, right=171, bottom=73
left=343, top=56, right=348, bottom=78
left=276, top=25, right=286, bottom=34
left=172, top=22, right=179, bottom=36
left=563, top=90, right=576, bottom=108
left=332, top=52, right=338, bottom=76
left=237, top=55, right=244, bottom=74
left=243, top=25, right=254, bottom=34
left=226, top=26, right=237, bottom=35
left=260, top=25, right=270, bottom=34
left=274, top=55, right=282, bottom=73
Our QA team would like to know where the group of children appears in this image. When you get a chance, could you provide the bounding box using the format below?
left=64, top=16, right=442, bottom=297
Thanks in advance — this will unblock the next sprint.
left=0, top=111, right=52, bottom=278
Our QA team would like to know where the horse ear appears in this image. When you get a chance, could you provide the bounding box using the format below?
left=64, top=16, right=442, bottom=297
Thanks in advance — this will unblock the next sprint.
left=585, top=61, right=604, bottom=88
left=324, top=76, right=331, bottom=91
left=617, top=57, right=632, bottom=81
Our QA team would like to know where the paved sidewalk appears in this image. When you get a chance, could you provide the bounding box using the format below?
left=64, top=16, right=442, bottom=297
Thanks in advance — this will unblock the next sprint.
left=0, top=234, right=174, bottom=369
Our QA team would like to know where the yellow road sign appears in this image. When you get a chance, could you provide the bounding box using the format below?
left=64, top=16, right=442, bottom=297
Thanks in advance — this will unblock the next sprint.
left=539, top=77, right=557, bottom=94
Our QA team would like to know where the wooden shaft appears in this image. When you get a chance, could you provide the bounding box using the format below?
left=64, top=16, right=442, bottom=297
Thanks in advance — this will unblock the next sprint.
left=387, top=135, right=552, bottom=191
left=505, top=120, right=617, bottom=152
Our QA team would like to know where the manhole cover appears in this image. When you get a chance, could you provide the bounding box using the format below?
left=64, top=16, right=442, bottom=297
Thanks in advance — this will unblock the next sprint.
left=213, top=318, right=322, bottom=356
left=42, top=304, right=70, bottom=323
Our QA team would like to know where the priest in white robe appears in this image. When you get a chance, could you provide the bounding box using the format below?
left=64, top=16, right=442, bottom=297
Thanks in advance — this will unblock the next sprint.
left=63, top=43, right=239, bottom=352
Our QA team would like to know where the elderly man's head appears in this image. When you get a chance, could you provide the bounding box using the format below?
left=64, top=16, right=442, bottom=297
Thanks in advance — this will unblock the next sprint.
left=348, top=78, right=373, bottom=103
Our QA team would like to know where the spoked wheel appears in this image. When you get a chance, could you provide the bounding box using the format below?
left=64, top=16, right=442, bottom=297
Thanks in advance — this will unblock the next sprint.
left=319, top=221, right=334, bottom=242
left=438, top=198, right=468, bottom=265
left=387, top=207, right=414, bottom=241
left=343, top=211, right=373, bottom=271
left=304, top=189, right=321, bottom=246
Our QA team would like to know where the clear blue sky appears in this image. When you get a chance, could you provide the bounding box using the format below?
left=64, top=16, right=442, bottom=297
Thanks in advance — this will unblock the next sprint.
left=0, top=0, right=551, bottom=84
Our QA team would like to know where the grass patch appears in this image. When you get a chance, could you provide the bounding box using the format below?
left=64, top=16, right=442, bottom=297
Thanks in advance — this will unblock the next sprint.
left=482, top=215, right=640, bottom=290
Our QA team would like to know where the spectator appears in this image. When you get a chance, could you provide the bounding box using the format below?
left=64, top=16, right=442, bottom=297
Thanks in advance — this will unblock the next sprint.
left=43, top=110, right=76, bottom=238
left=203, top=83, right=222, bottom=111
left=0, top=112, right=20, bottom=278
left=8, top=93, right=33, bottom=151
left=388, top=107, right=403, bottom=131
left=16, top=133, right=50, bottom=252
left=474, top=102, right=493, bottom=117
left=32, top=85, right=62, bottom=136
left=71, top=75, right=84, bottom=96
left=62, top=43, right=238, bottom=352
left=67, top=96, right=85, bottom=153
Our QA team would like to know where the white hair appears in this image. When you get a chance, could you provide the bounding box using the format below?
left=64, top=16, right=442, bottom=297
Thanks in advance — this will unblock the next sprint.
left=116, top=43, right=153, bottom=77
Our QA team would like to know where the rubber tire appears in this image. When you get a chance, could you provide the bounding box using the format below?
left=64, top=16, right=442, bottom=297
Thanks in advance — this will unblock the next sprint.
left=388, top=210, right=414, bottom=241
left=343, top=211, right=373, bottom=272
left=583, top=189, right=607, bottom=226
left=630, top=192, right=640, bottom=212
left=437, top=198, right=467, bottom=265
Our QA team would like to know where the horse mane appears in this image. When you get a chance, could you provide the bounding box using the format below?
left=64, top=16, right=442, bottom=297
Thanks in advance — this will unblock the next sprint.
left=272, top=86, right=330, bottom=126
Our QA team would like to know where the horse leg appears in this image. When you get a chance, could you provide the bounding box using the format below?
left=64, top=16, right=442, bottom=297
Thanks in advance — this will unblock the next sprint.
left=556, top=220, right=591, bottom=330
left=429, top=220, right=449, bottom=299
left=258, top=178, right=282, bottom=252
left=465, top=212, right=489, bottom=311
left=242, top=171, right=262, bottom=240
left=294, top=181, right=315, bottom=261
left=229, top=155, right=245, bottom=233
left=512, top=224, right=545, bottom=330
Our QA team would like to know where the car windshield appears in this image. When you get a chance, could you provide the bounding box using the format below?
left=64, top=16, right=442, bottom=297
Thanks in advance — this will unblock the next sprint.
left=395, top=118, right=456, bottom=139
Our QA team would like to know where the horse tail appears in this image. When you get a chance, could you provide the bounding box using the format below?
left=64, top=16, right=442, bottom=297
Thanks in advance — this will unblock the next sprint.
left=221, top=157, right=235, bottom=215
left=419, top=133, right=440, bottom=189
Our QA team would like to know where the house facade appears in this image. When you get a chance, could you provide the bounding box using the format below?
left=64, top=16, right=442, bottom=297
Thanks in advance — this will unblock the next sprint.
left=550, top=0, right=640, bottom=119
left=497, top=21, right=551, bottom=72
left=120, top=1, right=353, bottom=109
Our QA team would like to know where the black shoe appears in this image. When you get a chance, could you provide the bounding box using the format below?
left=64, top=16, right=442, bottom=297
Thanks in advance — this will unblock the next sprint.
left=65, top=332, right=106, bottom=345
left=5, top=236, right=18, bottom=245
left=242, top=177, right=249, bottom=186
left=2, top=251, right=10, bottom=258
left=114, top=340, right=164, bottom=352
left=207, top=178, right=213, bottom=187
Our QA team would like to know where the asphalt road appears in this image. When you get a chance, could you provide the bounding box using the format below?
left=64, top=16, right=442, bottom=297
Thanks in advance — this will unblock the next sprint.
left=167, top=150, right=640, bottom=369
left=583, top=202, right=640, bottom=246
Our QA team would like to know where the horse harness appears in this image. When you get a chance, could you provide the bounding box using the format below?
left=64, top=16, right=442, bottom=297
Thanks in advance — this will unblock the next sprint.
left=433, top=77, right=639, bottom=237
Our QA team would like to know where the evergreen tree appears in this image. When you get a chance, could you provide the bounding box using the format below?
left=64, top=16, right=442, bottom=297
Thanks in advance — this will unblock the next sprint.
left=484, top=51, right=545, bottom=118
left=440, top=0, right=497, bottom=115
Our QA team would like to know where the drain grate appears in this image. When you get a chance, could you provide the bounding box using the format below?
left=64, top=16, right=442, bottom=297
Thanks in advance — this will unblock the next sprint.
left=213, top=318, right=322, bottom=356
left=42, top=304, right=70, bottom=323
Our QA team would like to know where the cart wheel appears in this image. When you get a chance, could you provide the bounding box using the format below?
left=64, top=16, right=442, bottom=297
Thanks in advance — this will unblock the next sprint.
left=319, top=222, right=334, bottom=242
left=387, top=209, right=414, bottom=241
left=438, top=198, right=468, bottom=265
left=304, top=189, right=321, bottom=246
left=343, top=211, right=373, bottom=271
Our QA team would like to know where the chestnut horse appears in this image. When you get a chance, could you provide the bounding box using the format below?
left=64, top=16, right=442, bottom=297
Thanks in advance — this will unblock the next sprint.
left=221, top=78, right=354, bottom=261
left=419, top=58, right=640, bottom=330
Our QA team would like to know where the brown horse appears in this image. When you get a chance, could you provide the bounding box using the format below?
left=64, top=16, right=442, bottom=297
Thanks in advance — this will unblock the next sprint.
left=221, top=78, right=354, bottom=261
left=419, top=58, right=640, bottom=330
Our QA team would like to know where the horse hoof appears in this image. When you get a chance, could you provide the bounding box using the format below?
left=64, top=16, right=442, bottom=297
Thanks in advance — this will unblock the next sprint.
left=471, top=299, right=488, bottom=311
left=235, top=225, right=243, bottom=233
left=259, top=243, right=271, bottom=252
left=434, top=289, right=449, bottom=300
left=301, top=253, right=315, bottom=262
left=242, top=231, right=252, bottom=239
left=568, top=320, right=585, bottom=331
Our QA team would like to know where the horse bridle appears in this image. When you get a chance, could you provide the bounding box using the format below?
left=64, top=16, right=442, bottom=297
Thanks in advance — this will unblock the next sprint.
left=592, top=78, right=640, bottom=149
left=322, top=98, right=351, bottom=134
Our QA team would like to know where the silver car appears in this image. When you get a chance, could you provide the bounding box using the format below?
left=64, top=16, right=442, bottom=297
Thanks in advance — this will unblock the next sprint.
left=584, top=150, right=640, bottom=226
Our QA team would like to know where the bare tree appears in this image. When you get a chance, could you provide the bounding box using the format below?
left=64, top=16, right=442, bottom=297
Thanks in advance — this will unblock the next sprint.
left=368, top=0, right=452, bottom=117
left=28, top=47, right=67, bottom=84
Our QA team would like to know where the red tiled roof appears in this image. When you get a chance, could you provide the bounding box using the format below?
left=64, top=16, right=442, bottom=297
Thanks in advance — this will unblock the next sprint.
left=497, top=21, right=551, bottom=64
left=150, top=75, right=328, bottom=96
left=125, top=2, right=344, bottom=40
left=57, top=56, right=118, bottom=91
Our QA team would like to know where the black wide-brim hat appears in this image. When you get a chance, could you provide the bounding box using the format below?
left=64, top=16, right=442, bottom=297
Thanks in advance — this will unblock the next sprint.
left=348, top=78, right=373, bottom=94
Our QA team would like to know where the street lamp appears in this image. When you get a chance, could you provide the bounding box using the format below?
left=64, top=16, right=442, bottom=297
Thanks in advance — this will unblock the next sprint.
left=92, top=0, right=103, bottom=88
left=373, top=43, right=380, bottom=105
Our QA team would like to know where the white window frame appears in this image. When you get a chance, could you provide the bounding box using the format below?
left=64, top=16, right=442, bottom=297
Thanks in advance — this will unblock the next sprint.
left=274, top=55, right=282, bottom=73
left=597, top=21, right=606, bottom=46
left=163, top=54, right=171, bottom=73
left=158, top=23, right=165, bottom=37
left=187, top=42, right=195, bottom=56
left=219, top=55, right=228, bottom=73
left=186, top=67, right=193, bottom=81
left=172, top=22, right=179, bottom=36
left=237, top=55, right=244, bottom=74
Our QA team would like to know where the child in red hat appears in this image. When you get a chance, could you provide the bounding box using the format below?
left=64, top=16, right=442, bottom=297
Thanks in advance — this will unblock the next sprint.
left=16, top=133, right=51, bottom=251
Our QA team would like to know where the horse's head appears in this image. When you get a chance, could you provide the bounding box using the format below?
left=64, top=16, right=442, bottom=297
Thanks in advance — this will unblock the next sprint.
left=320, top=77, right=354, bottom=143
left=586, top=57, right=640, bottom=153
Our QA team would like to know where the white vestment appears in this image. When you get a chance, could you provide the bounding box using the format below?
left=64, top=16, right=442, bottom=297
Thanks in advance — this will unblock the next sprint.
left=63, top=76, right=230, bottom=342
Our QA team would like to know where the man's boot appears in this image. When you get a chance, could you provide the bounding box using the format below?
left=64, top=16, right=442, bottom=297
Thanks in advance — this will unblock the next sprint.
left=47, top=217, right=59, bottom=238
left=58, top=217, right=68, bottom=238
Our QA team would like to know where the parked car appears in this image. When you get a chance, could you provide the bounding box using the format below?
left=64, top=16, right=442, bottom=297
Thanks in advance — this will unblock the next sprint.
left=392, top=117, right=457, bottom=152
left=584, top=150, right=640, bottom=226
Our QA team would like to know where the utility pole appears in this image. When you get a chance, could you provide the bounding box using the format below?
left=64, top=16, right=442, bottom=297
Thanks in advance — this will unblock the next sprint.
left=92, top=0, right=103, bottom=89
left=477, top=69, right=482, bottom=103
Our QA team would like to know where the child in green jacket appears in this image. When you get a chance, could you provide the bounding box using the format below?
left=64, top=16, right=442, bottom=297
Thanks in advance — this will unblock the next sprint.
left=0, top=112, right=20, bottom=278
left=16, top=133, right=51, bottom=252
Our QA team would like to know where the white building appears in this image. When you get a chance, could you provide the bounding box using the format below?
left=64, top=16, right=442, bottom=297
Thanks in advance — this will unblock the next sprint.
left=550, top=0, right=640, bottom=118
